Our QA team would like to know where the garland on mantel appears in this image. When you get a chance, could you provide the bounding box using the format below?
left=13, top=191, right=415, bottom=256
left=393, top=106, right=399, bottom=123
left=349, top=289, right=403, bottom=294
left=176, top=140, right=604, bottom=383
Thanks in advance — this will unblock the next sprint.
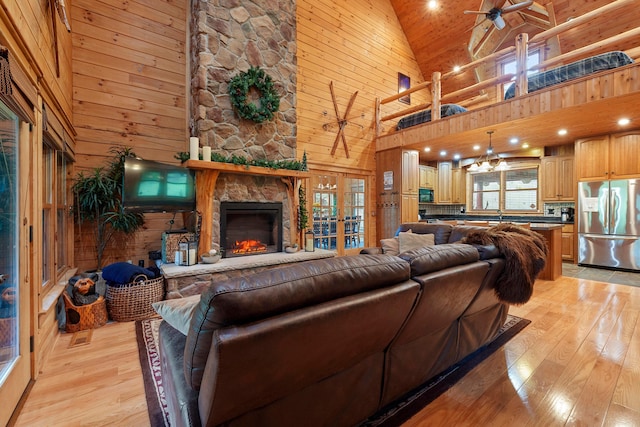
left=228, top=66, right=280, bottom=123
left=175, top=151, right=308, bottom=172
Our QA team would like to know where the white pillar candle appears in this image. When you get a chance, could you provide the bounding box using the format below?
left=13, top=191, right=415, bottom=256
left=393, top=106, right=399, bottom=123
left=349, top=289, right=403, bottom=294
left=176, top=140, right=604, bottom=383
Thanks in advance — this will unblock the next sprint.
left=202, top=145, right=211, bottom=162
left=189, top=137, right=199, bottom=160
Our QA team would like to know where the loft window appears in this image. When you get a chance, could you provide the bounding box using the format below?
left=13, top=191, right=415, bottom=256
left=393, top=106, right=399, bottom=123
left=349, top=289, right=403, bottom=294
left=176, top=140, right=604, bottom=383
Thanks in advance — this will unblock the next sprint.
left=501, top=50, right=541, bottom=97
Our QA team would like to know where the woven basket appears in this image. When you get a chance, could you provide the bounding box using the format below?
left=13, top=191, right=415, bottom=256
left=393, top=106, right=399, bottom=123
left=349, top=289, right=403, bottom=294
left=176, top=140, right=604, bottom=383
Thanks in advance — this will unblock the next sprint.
left=105, top=276, right=164, bottom=322
left=62, top=291, right=108, bottom=333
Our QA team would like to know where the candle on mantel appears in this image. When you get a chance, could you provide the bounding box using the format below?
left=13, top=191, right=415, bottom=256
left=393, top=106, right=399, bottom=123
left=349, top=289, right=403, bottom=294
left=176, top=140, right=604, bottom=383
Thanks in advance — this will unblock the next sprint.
left=189, top=137, right=199, bottom=160
left=202, top=145, right=211, bottom=162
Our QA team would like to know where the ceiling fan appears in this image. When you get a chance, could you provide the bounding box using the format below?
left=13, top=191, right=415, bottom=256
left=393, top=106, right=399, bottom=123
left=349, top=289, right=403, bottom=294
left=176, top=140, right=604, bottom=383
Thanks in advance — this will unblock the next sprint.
left=464, top=0, right=534, bottom=30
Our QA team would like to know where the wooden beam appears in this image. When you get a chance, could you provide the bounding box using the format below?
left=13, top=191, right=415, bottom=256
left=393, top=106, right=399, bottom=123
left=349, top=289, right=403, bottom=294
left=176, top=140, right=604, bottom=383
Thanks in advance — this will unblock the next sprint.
left=440, top=73, right=515, bottom=104
left=380, top=101, right=432, bottom=122
left=529, top=0, right=635, bottom=44
left=380, top=80, right=431, bottom=105
left=530, top=26, right=640, bottom=71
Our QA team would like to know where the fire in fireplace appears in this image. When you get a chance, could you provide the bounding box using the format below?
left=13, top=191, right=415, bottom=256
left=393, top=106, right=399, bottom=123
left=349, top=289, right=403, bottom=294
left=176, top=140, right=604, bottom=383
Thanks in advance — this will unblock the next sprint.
left=220, top=202, right=283, bottom=258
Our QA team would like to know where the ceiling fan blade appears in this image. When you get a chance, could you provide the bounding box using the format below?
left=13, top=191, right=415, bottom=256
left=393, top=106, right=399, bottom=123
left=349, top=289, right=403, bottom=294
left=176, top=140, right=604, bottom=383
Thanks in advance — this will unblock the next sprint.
left=464, top=10, right=488, bottom=15
left=501, top=0, right=533, bottom=14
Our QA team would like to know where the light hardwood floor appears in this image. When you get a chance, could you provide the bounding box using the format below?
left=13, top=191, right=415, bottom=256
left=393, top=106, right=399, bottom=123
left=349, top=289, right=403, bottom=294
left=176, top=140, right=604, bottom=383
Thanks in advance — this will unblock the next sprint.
left=14, top=274, right=640, bottom=426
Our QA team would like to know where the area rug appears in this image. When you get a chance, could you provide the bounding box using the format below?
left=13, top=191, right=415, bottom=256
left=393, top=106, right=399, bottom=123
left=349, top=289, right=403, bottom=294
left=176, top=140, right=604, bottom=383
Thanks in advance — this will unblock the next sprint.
left=135, top=317, right=170, bottom=427
left=136, top=314, right=529, bottom=427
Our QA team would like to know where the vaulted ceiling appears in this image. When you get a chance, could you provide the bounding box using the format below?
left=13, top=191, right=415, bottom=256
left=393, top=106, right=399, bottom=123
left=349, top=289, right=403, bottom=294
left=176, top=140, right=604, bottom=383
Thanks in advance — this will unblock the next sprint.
left=386, top=0, right=640, bottom=160
left=389, top=0, right=638, bottom=87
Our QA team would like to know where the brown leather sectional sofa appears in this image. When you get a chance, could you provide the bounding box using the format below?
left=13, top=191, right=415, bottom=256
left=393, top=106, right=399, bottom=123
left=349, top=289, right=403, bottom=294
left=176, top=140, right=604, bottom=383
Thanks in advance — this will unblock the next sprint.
left=158, top=223, right=508, bottom=426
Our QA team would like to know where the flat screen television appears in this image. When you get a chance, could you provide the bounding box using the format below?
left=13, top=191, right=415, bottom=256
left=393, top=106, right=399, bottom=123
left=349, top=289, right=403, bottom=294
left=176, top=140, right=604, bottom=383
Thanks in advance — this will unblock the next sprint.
left=122, top=158, right=196, bottom=213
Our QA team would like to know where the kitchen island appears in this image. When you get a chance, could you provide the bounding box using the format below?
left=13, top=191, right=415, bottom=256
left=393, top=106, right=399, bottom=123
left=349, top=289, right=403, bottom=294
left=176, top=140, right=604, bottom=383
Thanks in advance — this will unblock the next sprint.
left=422, top=217, right=564, bottom=281
left=529, top=223, right=563, bottom=281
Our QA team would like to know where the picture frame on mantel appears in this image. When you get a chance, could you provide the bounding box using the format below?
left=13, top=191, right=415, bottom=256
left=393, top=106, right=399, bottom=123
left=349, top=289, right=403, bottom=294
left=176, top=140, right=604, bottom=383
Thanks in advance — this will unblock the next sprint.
left=398, top=73, right=410, bottom=105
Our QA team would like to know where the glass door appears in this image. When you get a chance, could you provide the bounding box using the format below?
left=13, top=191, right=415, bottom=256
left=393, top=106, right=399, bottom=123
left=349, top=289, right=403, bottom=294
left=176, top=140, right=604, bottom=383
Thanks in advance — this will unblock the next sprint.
left=0, top=103, right=29, bottom=426
left=310, top=174, right=367, bottom=256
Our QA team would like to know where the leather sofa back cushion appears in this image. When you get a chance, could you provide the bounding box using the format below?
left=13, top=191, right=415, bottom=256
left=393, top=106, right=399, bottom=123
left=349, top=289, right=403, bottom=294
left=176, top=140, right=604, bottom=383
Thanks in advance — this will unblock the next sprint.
left=184, top=254, right=411, bottom=390
left=395, top=222, right=452, bottom=245
left=399, top=243, right=479, bottom=277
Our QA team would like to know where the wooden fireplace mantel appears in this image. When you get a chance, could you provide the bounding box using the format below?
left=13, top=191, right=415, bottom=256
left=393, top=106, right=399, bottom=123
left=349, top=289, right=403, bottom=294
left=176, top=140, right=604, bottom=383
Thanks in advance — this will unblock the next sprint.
left=185, top=160, right=312, bottom=256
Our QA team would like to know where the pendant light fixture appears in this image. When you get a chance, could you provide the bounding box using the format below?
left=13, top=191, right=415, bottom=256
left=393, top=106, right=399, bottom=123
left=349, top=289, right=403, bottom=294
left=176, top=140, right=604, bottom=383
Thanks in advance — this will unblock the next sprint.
left=468, top=130, right=508, bottom=172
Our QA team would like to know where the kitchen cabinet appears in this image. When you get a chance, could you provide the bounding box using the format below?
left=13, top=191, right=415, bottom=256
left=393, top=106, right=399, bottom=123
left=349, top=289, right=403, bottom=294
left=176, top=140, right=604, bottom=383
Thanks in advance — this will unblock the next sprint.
left=436, top=161, right=452, bottom=204
left=576, top=131, right=640, bottom=180
left=376, top=148, right=420, bottom=238
left=419, top=165, right=436, bottom=189
left=561, top=223, right=575, bottom=262
left=532, top=224, right=563, bottom=280
left=435, top=162, right=465, bottom=204
left=541, top=156, right=575, bottom=201
left=452, top=168, right=466, bottom=204
left=401, top=194, right=419, bottom=224
left=401, top=150, right=419, bottom=194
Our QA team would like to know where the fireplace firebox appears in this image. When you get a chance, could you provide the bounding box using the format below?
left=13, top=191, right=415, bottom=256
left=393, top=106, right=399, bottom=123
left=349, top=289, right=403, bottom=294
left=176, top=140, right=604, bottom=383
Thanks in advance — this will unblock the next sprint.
left=220, top=202, right=283, bottom=258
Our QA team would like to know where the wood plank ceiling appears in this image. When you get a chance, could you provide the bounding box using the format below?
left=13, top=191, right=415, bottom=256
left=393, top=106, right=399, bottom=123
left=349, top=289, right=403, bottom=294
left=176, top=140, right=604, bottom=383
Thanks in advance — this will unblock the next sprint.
left=387, top=0, right=640, bottom=161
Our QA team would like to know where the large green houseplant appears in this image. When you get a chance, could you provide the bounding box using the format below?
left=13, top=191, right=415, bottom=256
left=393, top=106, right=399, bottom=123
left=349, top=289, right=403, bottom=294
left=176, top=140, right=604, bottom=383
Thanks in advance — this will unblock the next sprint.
left=72, top=146, right=145, bottom=271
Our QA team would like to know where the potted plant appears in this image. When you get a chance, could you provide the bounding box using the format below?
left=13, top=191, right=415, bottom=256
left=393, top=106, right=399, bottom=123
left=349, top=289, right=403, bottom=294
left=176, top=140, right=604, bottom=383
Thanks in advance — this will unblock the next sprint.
left=72, top=146, right=145, bottom=271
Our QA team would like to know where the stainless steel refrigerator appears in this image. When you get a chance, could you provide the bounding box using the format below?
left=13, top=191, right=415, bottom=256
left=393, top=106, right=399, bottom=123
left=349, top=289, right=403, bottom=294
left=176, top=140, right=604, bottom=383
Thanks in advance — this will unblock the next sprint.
left=578, top=179, right=640, bottom=271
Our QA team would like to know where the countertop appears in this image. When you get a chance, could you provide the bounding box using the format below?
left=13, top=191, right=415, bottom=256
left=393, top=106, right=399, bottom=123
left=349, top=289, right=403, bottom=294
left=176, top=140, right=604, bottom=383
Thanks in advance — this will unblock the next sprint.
left=420, top=214, right=573, bottom=225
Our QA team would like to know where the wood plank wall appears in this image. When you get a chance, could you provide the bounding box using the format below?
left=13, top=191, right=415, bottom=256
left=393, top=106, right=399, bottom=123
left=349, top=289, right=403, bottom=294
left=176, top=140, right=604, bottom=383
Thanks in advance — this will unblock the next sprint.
left=71, top=0, right=189, bottom=271
left=0, top=0, right=74, bottom=377
left=0, top=0, right=73, bottom=122
left=297, top=0, right=428, bottom=245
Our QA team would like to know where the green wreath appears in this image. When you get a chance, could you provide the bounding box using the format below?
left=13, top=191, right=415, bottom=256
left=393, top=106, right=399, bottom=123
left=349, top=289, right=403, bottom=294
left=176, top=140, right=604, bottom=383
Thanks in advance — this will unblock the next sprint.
left=228, top=67, right=280, bottom=123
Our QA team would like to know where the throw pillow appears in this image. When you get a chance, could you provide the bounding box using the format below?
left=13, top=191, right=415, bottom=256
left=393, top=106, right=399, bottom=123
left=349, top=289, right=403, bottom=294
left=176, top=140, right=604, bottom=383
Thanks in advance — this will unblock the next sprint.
left=398, top=232, right=435, bottom=254
left=380, top=237, right=400, bottom=256
left=152, top=294, right=200, bottom=335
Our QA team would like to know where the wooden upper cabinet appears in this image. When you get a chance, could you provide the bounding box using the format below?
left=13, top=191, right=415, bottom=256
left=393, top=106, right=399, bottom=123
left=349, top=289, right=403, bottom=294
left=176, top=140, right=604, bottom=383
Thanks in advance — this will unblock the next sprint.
left=609, top=132, right=640, bottom=178
left=576, top=132, right=640, bottom=180
left=401, top=150, right=419, bottom=194
left=419, top=165, right=436, bottom=189
left=541, top=156, right=575, bottom=201
left=436, top=161, right=452, bottom=204
left=451, top=168, right=466, bottom=204
left=575, top=136, right=609, bottom=180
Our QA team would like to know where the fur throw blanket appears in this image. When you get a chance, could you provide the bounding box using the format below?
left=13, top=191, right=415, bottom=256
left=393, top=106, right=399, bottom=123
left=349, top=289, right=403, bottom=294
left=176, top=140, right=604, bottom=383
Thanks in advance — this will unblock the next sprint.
left=461, top=223, right=548, bottom=305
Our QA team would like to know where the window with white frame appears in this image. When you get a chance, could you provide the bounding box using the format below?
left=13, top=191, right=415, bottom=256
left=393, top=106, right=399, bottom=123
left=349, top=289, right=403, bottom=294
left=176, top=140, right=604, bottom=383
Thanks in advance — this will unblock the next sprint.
left=470, top=166, right=539, bottom=212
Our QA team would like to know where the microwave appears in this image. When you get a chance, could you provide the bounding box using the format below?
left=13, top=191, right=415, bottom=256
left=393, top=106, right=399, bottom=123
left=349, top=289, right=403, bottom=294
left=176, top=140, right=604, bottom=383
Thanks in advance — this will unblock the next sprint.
left=419, top=188, right=434, bottom=203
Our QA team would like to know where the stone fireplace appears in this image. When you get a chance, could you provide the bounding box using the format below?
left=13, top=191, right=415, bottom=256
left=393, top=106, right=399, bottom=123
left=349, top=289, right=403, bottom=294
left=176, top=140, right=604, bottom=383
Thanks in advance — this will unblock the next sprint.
left=189, top=1, right=298, bottom=253
left=220, top=201, right=283, bottom=257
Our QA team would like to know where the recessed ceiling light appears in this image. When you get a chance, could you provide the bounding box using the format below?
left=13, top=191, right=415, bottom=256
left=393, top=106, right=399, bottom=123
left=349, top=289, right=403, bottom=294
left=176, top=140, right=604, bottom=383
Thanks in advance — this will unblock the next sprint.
left=558, top=129, right=568, bottom=136
left=453, top=154, right=461, bottom=160
left=440, top=150, right=447, bottom=156
left=522, top=143, right=529, bottom=149
left=424, top=147, right=431, bottom=152
left=427, top=0, right=438, bottom=10
left=473, top=145, right=480, bottom=150
left=453, top=65, right=461, bottom=73
left=618, top=118, right=631, bottom=126
left=510, top=137, right=519, bottom=144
